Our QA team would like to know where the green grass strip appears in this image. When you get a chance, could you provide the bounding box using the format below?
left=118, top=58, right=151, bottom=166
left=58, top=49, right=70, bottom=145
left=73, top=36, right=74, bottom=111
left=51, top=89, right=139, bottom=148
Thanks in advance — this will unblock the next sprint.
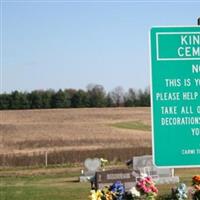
left=112, top=121, right=151, bottom=131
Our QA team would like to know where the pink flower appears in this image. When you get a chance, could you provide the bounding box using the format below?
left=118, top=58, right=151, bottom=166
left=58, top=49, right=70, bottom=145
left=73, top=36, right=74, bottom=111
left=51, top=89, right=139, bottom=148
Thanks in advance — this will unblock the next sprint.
left=136, top=176, right=158, bottom=195
left=151, top=186, right=158, bottom=193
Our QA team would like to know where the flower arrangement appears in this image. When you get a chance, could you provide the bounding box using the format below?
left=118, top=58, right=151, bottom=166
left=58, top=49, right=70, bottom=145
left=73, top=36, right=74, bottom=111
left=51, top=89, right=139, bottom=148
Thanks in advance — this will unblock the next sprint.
left=191, top=175, right=200, bottom=200
left=89, top=175, right=158, bottom=200
left=174, top=175, right=200, bottom=200
left=88, top=181, right=125, bottom=200
left=110, top=181, right=125, bottom=200
left=88, top=174, right=200, bottom=200
left=135, top=176, right=158, bottom=200
left=100, top=158, right=108, bottom=171
left=171, top=183, right=188, bottom=200
left=192, top=175, right=200, bottom=185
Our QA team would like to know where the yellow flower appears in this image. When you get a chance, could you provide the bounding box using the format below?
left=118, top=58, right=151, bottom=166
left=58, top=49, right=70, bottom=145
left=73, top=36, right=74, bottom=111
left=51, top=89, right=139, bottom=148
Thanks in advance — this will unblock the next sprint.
left=88, top=190, right=103, bottom=200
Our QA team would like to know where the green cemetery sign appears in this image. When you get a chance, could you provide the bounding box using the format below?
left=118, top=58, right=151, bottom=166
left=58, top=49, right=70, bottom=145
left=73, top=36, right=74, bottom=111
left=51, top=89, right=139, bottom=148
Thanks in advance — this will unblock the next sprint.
left=150, top=26, right=200, bottom=167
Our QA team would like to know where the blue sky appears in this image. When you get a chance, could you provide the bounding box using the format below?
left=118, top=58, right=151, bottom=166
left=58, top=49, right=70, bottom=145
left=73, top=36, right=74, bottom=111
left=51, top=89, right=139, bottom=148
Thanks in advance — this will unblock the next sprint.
left=1, top=1, right=200, bottom=93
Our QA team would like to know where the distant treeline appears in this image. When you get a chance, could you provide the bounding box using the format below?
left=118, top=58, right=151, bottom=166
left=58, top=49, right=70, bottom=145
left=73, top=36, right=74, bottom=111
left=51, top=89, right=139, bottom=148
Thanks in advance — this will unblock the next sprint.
left=0, top=84, right=150, bottom=110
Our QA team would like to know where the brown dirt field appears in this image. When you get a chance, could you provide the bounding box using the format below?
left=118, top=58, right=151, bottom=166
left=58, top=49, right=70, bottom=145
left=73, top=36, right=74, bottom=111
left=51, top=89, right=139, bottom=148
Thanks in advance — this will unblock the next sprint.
left=0, top=107, right=151, bottom=155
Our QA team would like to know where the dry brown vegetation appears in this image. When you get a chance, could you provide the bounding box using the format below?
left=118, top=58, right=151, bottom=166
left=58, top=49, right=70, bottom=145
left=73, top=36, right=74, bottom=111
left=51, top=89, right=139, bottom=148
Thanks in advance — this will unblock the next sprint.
left=0, top=107, right=152, bottom=166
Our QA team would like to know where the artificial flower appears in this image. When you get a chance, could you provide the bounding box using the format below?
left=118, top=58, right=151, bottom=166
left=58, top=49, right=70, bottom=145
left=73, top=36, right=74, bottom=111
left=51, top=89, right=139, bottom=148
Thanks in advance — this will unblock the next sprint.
left=175, top=183, right=188, bottom=200
left=88, top=189, right=103, bottom=200
left=110, top=181, right=125, bottom=200
left=136, top=176, right=158, bottom=200
left=129, top=186, right=141, bottom=198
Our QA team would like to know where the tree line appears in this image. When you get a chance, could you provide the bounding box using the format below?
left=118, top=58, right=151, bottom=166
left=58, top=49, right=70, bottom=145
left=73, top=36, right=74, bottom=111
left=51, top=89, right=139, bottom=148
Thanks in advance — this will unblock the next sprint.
left=0, top=84, right=150, bottom=110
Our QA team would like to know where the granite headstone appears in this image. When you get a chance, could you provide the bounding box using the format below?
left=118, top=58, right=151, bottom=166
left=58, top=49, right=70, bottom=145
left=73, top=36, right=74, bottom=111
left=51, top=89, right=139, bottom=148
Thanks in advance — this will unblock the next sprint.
left=79, top=158, right=101, bottom=182
left=95, top=168, right=136, bottom=190
left=133, top=155, right=179, bottom=184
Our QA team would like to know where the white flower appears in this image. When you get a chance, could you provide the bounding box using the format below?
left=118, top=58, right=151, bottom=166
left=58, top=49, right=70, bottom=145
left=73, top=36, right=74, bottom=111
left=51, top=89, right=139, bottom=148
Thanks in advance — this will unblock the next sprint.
left=140, top=173, right=148, bottom=179
left=100, top=158, right=108, bottom=163
left=129, top=187, right=140, bottom=197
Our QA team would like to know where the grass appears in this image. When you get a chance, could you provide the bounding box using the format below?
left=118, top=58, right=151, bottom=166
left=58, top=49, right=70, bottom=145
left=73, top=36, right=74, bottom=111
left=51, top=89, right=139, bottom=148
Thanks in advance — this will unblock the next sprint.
left=1, top=181, right=89, bottom=200
left=1, top=166, right=199, bottom=200
left=112, top=121, right=151, bottom=131
left=0, top=171, right=90, bottom=200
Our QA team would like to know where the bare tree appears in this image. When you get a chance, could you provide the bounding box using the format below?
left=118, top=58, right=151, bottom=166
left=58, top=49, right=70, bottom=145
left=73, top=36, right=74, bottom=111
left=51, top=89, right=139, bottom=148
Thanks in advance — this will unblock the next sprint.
left=124, top=88, right=137, bottom=106
left=109, top=86, right=125, bottom=107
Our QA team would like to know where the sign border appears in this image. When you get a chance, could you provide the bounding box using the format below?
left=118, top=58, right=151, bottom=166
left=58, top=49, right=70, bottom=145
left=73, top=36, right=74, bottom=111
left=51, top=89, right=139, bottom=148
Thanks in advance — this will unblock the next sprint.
left=156, top=32, right=200, bottom=61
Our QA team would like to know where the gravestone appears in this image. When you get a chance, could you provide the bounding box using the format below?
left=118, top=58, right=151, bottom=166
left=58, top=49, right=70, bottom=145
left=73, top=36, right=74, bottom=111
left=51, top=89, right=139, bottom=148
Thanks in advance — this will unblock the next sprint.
left=133, top=155, right=179, bottom=184
left=79, top=158, right=101, bottom=182
left=95, top=169, right=136, bottom=190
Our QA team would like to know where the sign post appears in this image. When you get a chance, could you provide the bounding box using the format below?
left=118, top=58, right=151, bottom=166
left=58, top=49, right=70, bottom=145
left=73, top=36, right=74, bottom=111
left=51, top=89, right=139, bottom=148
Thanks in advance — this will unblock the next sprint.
left=150, top=26, right=200, bottom=167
